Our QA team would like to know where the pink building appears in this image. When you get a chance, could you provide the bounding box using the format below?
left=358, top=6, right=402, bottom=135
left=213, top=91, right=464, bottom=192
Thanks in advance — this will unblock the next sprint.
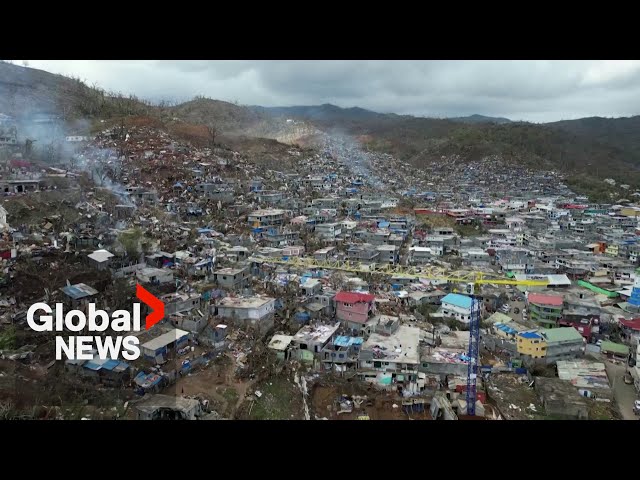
left=335, top=292, right=376, bottom=330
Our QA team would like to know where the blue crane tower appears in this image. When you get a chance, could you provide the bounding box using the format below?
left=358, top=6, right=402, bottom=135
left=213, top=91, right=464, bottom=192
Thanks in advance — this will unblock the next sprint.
left=465, top=293, right=481, bottom=416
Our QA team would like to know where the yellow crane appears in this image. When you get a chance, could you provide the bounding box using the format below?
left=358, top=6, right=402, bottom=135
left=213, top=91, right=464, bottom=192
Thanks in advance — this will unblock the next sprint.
left=248, top=255, right=549, bottom=291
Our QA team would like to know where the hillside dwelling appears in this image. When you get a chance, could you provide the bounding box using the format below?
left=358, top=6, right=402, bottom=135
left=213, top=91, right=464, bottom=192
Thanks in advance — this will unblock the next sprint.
left=77, top=358, right=132, bottom=386
left=376, top=244, right=400, bottom=265
left=216, top=296, right=276, bottom=335
left=0, top=121, right=18, bottom=146
left=143, top=250, right=173, bottom=269
left=291, top=323, right=341, bottom=362
left=135, top=394, right=203, bottom=420
left=170, top=309, right=208, bottom=334
left=87, top=249, right=114, bottom=270
left=301, top=278, right=322, bottom=296
left=283, top=246, right=305, bottom=257
left=1, top=179, right=40, bottom=193
left=534, top=377, right=589, bottom=420
left=161, top=292, right=202, bottom=316
left=359, top=325, right=421, bottom=394
left=346, top=244, right=379, bottom=263
left=136, top=267, right=174, bottom=286
left=200, top=324, right=229, bottom=349
left=248, top=209, right=286, bottom=227
left=255, top=190, right=284, bottom=204
left=408, top=290, right=447, bottom=307
left=213, top=267, right=250, bottom=290
left=224, top=246, right=249, bottom=263
left=115, top=204, right=135, bottom=219
left=516, top=331, right=547, bottom=359
left=440, top=293, right=473, bottom=324
left=527, top=292, right=564, bottom=328
left=335, top=291, right=376, bottom=332
left=315, top=222, right=342, bottom=240
left=140, top=329, right=190, bottom=363
left=268, top=334, right=294, bottom=361
left=462, top=248, right=491, bottom=265
left=600, top=341, right=629, bottom=360
left=60, top=283, right=99, bottom=308
left=321, top=335, right=363, bottom=368
left=195, top=184, right=235, bottom=203
left=539, top=327, right=585, bottom=363
left=125, top=186, right=158, bottom=203
left=313, top=246, right=336, bottom=261
left=408, top=246, right=433, bottom=265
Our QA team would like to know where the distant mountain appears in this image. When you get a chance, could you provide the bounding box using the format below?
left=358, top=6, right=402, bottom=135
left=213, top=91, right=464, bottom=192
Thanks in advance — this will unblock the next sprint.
left=256, top=102, right=640, bottom=197
left=449, top=114, right=513, bottom=124
left=3, top=61, right=640, bottom=200
left=255, top=104, right=393, bottom=126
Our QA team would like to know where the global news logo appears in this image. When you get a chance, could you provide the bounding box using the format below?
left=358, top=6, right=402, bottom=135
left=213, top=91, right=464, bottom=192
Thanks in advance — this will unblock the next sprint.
left=25, top=284, right=164, bottom=361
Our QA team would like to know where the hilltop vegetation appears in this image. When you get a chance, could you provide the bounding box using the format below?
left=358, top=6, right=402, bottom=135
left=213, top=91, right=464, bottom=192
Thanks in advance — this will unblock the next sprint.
left=4, top=61, right=640, bottom=200
left=267, top=103, right=640, bottom=197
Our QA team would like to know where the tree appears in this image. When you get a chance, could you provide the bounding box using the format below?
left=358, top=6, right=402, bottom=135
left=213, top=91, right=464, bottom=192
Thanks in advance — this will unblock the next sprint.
left=93, top=165, right=109, bottom=186
left=207, top=123, right=217, bottom=148
left=118, top=229, right=142, bottom=257
left=24, top=139, right=35, bottom=157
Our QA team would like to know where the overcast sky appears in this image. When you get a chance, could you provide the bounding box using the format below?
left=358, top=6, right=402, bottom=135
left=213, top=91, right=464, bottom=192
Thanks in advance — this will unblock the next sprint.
left=13, top=60, right=640, bottom=122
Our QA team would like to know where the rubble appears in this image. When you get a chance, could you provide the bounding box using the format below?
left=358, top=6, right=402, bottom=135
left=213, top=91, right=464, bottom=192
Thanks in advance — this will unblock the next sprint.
left=0, top=96, right=636, bottom=422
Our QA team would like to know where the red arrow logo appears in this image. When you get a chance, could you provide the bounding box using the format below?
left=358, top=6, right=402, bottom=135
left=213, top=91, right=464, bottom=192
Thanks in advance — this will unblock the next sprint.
left=136, top=284, right=165, bottom=330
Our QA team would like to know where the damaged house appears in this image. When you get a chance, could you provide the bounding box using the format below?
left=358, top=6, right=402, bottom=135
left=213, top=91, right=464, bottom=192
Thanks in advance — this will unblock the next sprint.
left=215, top=296, right=276, bottom=334
left=335, top=291, right=376, bottom=332
left=358, top=323, right=422, bottom=395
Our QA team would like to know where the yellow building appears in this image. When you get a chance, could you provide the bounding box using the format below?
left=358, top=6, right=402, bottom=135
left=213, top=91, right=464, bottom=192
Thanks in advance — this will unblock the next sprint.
left=516, top=331, right=547, bottom=359
left=605, top=244, right=619, bottom=257
left=619, top=207, right=640, bottom=217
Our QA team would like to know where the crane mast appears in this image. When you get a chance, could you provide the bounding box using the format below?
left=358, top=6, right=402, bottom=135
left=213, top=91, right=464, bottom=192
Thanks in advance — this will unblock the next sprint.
left=466, top=296, right=481, bottom=416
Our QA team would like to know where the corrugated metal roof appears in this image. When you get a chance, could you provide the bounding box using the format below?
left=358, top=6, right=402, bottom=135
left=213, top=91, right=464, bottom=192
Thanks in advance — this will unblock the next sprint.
left=600, top=341, right=629, bottom=355
left=141, top=329, right=190, bottom=352
left=335, top=291, right=375, bottom=303
left=528, top=293, right=563, bottom=306
left=540, top=327, right=583, bottom=344
left=60, top=283, right=99, bottom=300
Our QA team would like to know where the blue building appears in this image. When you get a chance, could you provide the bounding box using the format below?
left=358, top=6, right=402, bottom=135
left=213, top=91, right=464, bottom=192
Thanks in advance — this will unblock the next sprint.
left=440, top=293, right=474, bottom=324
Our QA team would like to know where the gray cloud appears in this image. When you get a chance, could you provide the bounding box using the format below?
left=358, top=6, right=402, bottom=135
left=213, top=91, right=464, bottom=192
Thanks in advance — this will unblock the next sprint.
left=14, top=60, right=640, bottom=122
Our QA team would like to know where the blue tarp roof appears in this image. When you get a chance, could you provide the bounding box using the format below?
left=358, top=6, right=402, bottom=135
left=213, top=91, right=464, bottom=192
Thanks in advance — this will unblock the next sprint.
left=198, top=228, right=214, bottom=234
left=334, top=336, right=364, bottom=347
left=61, top=283, right=98, bottom=300
left=101, top=359, right=120, bottom=371
left=83, top=361, right=103, bottom=371
left=441, top=293, right=473, bottom=309
left=83, top=358, right=128, bottom=372
left=134, top=371, right=163, bottom=388
left=496, top=323, right=518, bottom=335
left=518, top=331, right=542, bottom=339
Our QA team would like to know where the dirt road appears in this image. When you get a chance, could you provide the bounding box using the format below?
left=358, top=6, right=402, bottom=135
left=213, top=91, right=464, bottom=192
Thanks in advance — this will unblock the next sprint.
left=605, top=360, right=637, bottom=420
